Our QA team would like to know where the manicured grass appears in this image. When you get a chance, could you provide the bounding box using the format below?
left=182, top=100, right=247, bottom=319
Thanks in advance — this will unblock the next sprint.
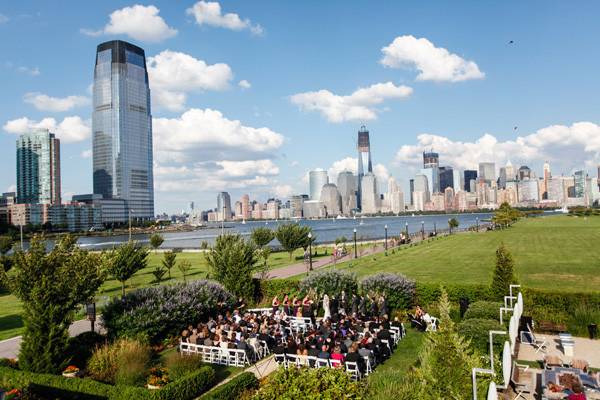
left=332, top=215, right=600, bottom=293
left=0, top=248, right=327, bottom=340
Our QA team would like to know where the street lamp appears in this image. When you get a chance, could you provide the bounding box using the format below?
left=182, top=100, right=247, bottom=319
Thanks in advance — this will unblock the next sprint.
left=476, top=217, right=479, bottom=232
left=434, top=221, right=437, bottom=235
left=86, top=302, right=97, bottom=333
left=128, top=208, right=135, bottom=241
left=448, top=218, right=452, bottom=234
left=307, top=232, right=313, bottom=271
left=384, top=224, right=388, bottom=251
left=353, top=228, right=357, bottom=259
left=405, top=222, right=409, bottom=240
left=421, top=221, right=425, bottom=240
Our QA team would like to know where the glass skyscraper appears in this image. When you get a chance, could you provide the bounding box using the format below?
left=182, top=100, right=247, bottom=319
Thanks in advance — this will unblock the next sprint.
left=357, top=126, right=372, bottom=210
left=92, top=40, right=154, bottom=220
left=16, top=130, right=61, bottom=205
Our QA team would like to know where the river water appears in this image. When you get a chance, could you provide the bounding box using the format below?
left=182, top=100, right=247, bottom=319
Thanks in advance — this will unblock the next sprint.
left=76, top=213, right=493, bottom=250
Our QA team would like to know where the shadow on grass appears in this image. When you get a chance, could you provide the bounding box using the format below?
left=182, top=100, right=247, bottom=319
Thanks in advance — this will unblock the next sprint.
left=0, top=314, right=23, bottom=333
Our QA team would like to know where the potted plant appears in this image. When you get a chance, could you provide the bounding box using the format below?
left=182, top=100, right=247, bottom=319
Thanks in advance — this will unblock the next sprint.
left=62, top=365, right=80, bottom=378
left=4, top=388, right=23, bottom=400
left=147, top=367, right=169, bottom=389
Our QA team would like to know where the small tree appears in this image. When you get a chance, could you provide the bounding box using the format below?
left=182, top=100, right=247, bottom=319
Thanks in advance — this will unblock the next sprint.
left=275, top=224, right=312, bottom=260
left=149, top=233, right=164, bottom=251
left=0, top=236, right=13, bottom=255
left=177, top=259, right=192, bottom=282
left=490, top=243, right=518, bottom=299
left=251, top=227, right=275, bottom=248
left=448, top=217, right=459, bottom=234
left=151, top=265, right=167, bottom=284
left=255, top=246, right=271, bottom=280
left=205, top=234, right=257, bottom=300
left=106, top=242, right=149, bottom=298
left=162, top=250, right=177, bottom=280
left=0, top=235, right=105, bottom=373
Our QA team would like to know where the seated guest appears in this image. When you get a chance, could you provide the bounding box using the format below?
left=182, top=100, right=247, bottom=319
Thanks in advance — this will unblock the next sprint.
left=331, top=345, right=345, bottom=365
left=203, top=335, right=213, bottom=347
left=358, top=343, right=375, bottom=368
left=568, top=383, right=587, bottom=400
left=317, top=344, right=330, bottom=359
left=345, top=343, right=366, bottom=373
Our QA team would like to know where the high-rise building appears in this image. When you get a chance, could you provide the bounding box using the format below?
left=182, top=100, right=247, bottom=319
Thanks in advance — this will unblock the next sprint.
left=574, top=170, right=586, bottom=198
left=320, top=183, right=342, bottom=216
left=518, top=178, right=539, bottom=203
left=498, top=167, right=507, bottom=189
left=16, top=130, right=61, bottom=205
left=360, top=173, right=378, bottom=214
left=93, top=40, right=154, bottom=220
left=357, top=126, right=372, bottom=210
left=409, top=179, right=414, bottom=205
left=413, top=174, right=430, bottom=203
left=478, top=162, right=496, bottom=183
left=217, top=192, right=231, bottom=221
left=289, top=195, right=306, bottom=218
left=387, top=176, right=404, bottom=214
left=337, top=170, right=356, bottom=215
left=542, top=161, right=551, bottom=200
left=241, top=194, right=250, bottom=220
left=309, top=169, right=328, bottom=200
left=452, top=169, right=463, bottom=193
left=464, top=170, right=477, bottom=192
left=439, top=167, right=454, bottom=192
left=422, top=151, right=440, bottom=193
left=518, top=165, right=531, bottom=181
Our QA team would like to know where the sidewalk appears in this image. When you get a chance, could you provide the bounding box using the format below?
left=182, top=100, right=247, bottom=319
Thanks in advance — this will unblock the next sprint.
left=0, top=318, right=101, bottom=359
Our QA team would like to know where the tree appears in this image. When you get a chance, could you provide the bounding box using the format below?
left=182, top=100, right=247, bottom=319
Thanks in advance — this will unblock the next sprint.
left=397, top=288, right=489, bottom=399
left=106, top=242, right=148, bottom=298
left=448, top=217, right=459, bottom=234
left=149, top=233, right=164, bottom=251
left=492, top=202, right=522, bottom=228
left=162, top=250, right=177, bottom=280
left=251, top=227, right=275, bottom=248
left=490, top=243, right=518, bottom=300
left=0, top=236, right=13, bottom=255
left=255, top=246, right=271, bottom=280
left=205, top=234, right=257, bottom=300
left=151, top=265, right=167, bottom=284
left=275, top=224, right=313, bottom=260
left=0, top=235, right=105, bottom=373
left=177, top=259, right=192, bottom=282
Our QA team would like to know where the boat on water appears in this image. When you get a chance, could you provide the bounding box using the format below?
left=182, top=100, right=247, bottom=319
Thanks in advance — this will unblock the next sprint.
left=336, top=215, right=348, bottom=220
left=553, top=206, right=569, bottom=214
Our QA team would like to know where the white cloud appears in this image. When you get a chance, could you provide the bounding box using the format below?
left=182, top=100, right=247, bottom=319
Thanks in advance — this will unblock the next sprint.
left=24, top=92, right=90, bottom=112
left=394, top=121, right=600, bottom=175
left=81, top=4, right=177, bottom=43
left=327, top=157, right=390, bottom=188
left=3, top=116, right=91, bottom=143
left=147, top=50, right=233, bottom=111
left=6, top=185, right=16, bottom=193
left=290, top=82, right=412, bottom=123
left=153, top=108, right=285, bottom=194
left=0, top=14, right=8, bottom=24
left=381, top=35, right=484, bottom=82
left=238, top=79, right=251, bottom=89
left=17, top=66, right=40, bottom=76
left=186, top=1, right=263, bottom=35
left=274, top=184, right=293, bottom=198
left=81, top=149, right=92, bottom=159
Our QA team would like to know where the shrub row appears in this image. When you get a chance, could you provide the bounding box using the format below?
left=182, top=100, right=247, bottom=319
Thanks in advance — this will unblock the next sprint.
left=200, top=372, right=259, bottom=400
left=463, top=301, right=503, bottom=321
left=0, top=365, right=215, bottom=400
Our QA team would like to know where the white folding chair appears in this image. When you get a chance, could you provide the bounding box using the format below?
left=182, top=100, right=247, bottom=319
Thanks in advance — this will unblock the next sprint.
left=510, top=361, right=535, bottom=400
left=330, top=358, right=342, bottom=368
left=345, top=361, right=362, bottom=381
left=286, top=354, right=299, bottom=368
left=274, top=353, right=287, bottom=367
left=316, top=358, right=330, bottom=368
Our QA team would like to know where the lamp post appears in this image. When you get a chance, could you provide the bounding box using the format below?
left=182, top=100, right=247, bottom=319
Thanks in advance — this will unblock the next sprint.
left=353, top=228, right=357, bottom=259
left=421, top=221, right=425, bottom=240
left=307, top=232, right=313, bottom=271
left=221, top=205, right=227, bottom=236
left=20, top=223, right=24, bottom=249
left=448, top=218, right=452, bottom=234
left=384, top=224, right=388, bottom=251
left=128, top=208, right=135, bottom=241
left=86, top=302, right=96, bottom=333
left=405, top=222, right=409, bottom=240
left=433, top=221, right=437, bottom=235
left=476, top=216, right=479, bottom=232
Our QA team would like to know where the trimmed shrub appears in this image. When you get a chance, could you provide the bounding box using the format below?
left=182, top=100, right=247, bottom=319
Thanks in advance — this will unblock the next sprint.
left=258, top=279, right=300, bottom=304
left=200, top=372, right=258, bottom=400
left=102, top=280, right=235, bottom=343
left=299, top=270, right=358, bottom=298
left=252, top=367, right=363, bottom=399
left=164, top=352, right=203, bottom=381
left=87, top=338, right=151, bottom=386
left=458, top=318, right=505, bottom=355
left=360, top=273, right=416, bottom=310
left=463, top=301, right=503, bottom=321
left=153, top=366, right=215, bottom=400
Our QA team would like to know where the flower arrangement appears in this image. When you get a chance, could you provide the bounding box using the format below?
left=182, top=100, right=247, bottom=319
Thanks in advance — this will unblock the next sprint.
left=4, top=388, right=23, bottom=400
left=147, top=367, right=169, bottom=389
left=62, top=365, right=80, bottom=378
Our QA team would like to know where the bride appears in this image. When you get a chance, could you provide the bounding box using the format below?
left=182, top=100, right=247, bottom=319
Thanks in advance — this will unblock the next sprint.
left=322, top=294, right=331, bottom=320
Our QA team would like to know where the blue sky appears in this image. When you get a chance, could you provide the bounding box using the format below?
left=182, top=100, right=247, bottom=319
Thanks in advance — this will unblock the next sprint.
left=1, top=1, right=600, bottom=213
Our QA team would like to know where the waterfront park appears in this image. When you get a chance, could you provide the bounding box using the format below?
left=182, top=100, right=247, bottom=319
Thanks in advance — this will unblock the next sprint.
left=1, top=207, right=599, bottom=399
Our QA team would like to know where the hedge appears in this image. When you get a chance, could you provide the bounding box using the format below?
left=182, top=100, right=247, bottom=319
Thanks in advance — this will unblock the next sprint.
left=458, top=318, right=505, bottom=355
left=0, top=365, right=215, bottom=400
left=200, top=372, right=258, bottom=400
left=463, top=301, right=503, bottom=321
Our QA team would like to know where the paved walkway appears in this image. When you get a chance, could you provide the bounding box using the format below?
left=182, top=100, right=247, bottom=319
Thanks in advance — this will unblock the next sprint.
left=0, top=318, right=102, bottom=359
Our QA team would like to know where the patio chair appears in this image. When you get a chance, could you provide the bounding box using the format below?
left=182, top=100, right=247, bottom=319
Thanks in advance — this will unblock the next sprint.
left=510, top=361, right=536, bottom=400
left=274, top=353, right=287, bottom=367
left=316, top=358, right=330, bottom=368
left=423, top=314, right=438, bottom=332
left=543, top=354, right=563, bottom=369
left=362, top=356, right=373, bottom=375
left=570, top=358, right=589, bottom=373
left=345, top=361, right=362, bottom=381
left=520, top=324, right=547, bottom=353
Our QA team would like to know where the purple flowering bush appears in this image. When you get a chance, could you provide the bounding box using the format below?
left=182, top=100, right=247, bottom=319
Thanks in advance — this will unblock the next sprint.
left=102, top=280, right=235, bottom=343
left=360, top=273, right=416, bottom=310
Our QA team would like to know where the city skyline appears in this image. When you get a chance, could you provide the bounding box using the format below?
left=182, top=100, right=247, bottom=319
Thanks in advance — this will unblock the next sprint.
left=2, top=2, right=600, bottom=213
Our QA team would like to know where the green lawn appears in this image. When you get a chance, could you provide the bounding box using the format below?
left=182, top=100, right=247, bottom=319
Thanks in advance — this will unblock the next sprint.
left=0, top=247, right=327, bottom=341
left=331, top=215, right=600, bottom=293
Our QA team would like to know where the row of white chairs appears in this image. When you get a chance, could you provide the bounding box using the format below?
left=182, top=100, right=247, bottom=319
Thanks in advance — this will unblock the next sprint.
left=274, top=353, right=373, bottom=380
left=180, top=342, right=253, bottom=367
